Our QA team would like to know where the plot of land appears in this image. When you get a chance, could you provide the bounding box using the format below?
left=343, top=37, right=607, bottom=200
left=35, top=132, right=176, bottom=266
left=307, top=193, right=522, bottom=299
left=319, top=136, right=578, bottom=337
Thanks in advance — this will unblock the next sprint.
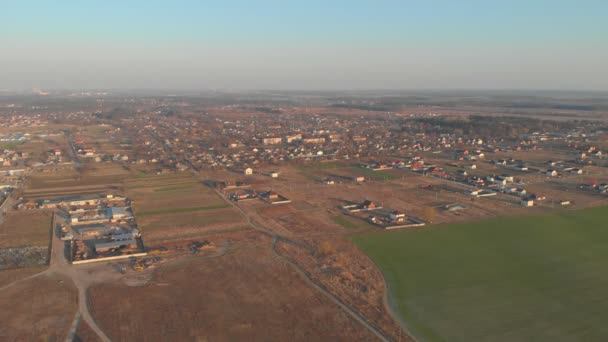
left=0, top=273, right=78, bottom=341
left=0, top=211, right=52, bottom=248
left=89, top=244, right=377, bottom=341
left=353, top=206, right=608, bottom=342
left=28, top=163, right=131, bottom=189
left=75, top=320, right=102, bottom=342
left=126, top=173, right=225, bottom=212
left=0, top=265, right=47, bottom=288
left=139, top=208, right=247, bottom=242
left=126, top=173, right=244, bottom=240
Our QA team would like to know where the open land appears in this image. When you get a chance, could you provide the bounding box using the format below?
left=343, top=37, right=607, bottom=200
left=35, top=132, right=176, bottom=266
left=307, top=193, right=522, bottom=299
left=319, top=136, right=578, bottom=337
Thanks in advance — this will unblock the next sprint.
left=125, top=173, right=247, bottom=242
left=0, top=265, right=47, bottom=287
left=0, top=211, right=52, bottom=248
left=0, top=272, right=78, bottom=341
left=1, top=91, right=608, bottom=341
left=89, top=236, right=378, bottom=341
left=353, top=206, right=608, bottom=341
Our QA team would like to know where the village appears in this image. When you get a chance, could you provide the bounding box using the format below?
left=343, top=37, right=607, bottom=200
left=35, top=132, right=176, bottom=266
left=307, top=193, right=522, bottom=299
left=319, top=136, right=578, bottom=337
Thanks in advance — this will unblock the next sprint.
left=0, top=94, right=607, bottom=341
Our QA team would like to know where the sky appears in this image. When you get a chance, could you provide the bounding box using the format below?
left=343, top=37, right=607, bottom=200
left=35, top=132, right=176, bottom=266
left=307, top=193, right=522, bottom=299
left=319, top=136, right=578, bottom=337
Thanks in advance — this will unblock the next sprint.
left=1, top=0, right=607, bottom=91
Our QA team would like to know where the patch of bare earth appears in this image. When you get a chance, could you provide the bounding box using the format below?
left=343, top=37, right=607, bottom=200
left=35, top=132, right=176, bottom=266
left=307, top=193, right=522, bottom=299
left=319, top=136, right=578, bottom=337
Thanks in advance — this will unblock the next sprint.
left=0, top=265, right=47, bottom=288
left=74, top=319, right=102, bottom=342
left=0, top=272, right=78, bottom=341
left=276, top=237, right=412, bottom=341
left=89, top=239, right=379, bottom=341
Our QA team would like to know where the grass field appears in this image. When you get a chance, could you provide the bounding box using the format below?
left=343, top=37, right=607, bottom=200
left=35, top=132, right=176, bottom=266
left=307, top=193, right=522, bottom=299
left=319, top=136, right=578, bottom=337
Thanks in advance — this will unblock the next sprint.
left=347, top=166, right=400, bottom=181
left=353, top=206, right=608, bottom=342
left=332, top=215, right=373, bottom=231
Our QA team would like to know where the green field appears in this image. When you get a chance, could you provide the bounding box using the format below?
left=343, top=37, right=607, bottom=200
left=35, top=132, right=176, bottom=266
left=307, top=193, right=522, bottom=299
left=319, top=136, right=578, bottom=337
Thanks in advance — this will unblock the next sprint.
left=332, top=215, right=373, bottom=231
left=347, top=166, right=399, bottom=181
left=353, top=206, right=608, bottom=341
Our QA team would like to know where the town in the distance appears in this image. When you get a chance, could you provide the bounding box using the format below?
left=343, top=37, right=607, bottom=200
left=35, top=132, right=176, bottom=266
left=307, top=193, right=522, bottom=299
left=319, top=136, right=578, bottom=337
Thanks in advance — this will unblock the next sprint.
left=1, top=90, right=608, bottom=341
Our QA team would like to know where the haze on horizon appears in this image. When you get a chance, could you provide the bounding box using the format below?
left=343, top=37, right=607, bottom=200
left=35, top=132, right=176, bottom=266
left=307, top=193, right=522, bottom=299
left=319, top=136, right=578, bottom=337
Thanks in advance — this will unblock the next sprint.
left=1, top=0, right=607, bottom=91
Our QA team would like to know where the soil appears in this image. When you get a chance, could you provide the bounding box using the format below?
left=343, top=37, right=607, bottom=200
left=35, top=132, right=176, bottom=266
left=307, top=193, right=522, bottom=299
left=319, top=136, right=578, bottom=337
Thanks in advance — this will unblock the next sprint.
left=89, top=240, right=379, bottom=341
left=0, top=272, right=78, bottom=341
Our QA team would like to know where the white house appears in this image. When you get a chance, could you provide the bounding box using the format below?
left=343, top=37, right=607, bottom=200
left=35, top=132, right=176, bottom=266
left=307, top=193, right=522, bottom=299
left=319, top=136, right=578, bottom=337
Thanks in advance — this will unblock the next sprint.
left=521, top=199, right=534, bottom=207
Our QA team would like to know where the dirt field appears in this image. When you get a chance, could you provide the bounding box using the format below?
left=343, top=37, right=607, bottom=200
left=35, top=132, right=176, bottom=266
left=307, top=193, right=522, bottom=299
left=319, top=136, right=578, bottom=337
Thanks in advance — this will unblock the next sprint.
left=140, top=208, right=248, bottom=242
left=28, top=163, right=132, bottom=190
left=89, top=240, right=378, bottom=341
left=127, top=173, right=246, bottom=241
left=127, top=173, right=226, bottom=212
left=0, top=272, right=78, bottom=341
left=0, top=265, right=47, bottom=288
left=0, top=211, right=52, bottom=248
left=276, top=236, right=409, bottom=341
left=75, top=320, right=102, bottom=342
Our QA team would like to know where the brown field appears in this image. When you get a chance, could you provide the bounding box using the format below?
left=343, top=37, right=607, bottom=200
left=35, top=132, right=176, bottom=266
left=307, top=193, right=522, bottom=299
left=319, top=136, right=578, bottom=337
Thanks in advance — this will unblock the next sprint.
left=28, top=172, right=122, bottom=190
left=28, top=163, right=132, bottom=190
left=75, top=320, right=102, bottom=342
left=276, top=236, right=409, bottom=341
left=258, top=204, right=345, bottom=235
left=23, top=185, right=119, bottom=200
left=126, top=173, right=245, bottom=241
left=0, top=265, right=47, bottom=288
left=82, top=163, right=132, bottom=177
left=140, top=208, right=248, bottom=242
left=89, top=240, right=377, bottom=341
left=0, top=211, right=52, bottom=248
left=0, top=273, right=78, bottom=341
left=127, top=176, right=225, bottom=211
left=28, top=169, right=80, bottom=188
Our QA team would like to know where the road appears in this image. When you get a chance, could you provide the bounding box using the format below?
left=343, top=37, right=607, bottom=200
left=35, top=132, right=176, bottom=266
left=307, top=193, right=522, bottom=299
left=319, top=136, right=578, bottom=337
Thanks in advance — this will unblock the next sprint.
left=2, top=177, right=407, bottom=342
left=50, top=212, right=112, bottom=342
left=1, top=212, right=112, bottom=341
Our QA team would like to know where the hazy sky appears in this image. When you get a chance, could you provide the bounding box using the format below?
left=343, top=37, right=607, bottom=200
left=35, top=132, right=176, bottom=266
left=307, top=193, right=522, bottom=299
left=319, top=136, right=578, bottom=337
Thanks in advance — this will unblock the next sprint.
left=1, top=0, right=607, bottom=91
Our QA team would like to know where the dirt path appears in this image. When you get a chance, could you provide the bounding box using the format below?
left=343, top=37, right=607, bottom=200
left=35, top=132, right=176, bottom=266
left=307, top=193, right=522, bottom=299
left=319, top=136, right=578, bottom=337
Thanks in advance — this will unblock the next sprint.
left=49, top=213, right=112, bottom=342
left=2, top=212, right=112, bottom=342
left=65, top=312, right=81, bottom=342
left=2, top=181, right=408, bottom=341
left=74, top=284, right=111, bottom=342
left=0, top=268, right=47, bottom=291
left=271, top=236, right=390, bottom=342
left=215, top=187, right=391, bottom=341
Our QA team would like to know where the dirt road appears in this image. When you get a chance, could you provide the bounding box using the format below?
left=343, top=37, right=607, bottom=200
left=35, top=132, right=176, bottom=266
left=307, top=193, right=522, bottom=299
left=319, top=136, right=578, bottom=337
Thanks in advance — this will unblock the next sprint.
left=215, top=187, right=391, bottom=341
